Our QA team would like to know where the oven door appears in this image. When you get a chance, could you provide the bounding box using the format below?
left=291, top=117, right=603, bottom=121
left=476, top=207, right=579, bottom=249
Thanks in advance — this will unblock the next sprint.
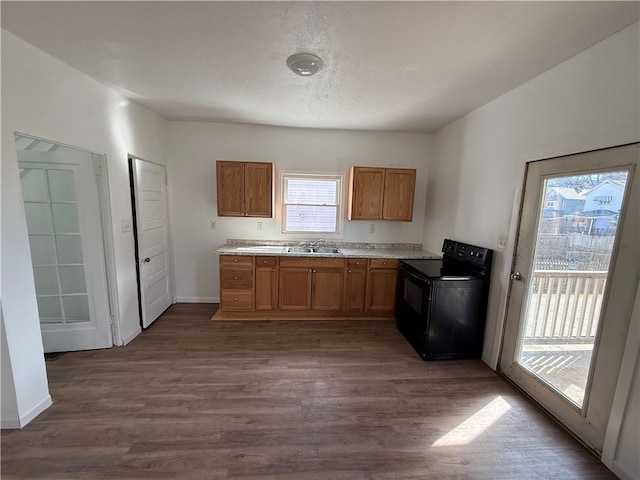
left=395, top=264, right=431, bottom=335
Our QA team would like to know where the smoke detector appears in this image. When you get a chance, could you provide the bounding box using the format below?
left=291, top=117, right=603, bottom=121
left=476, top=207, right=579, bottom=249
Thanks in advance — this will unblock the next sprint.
left=286, top=53, right=324, bottom=77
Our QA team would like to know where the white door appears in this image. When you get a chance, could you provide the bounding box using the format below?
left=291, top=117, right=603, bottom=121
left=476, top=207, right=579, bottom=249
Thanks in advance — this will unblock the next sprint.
left=500, top=143, right=638, bottom=453
left=131, top=158, right=173, bottom=328
left=18, top=146, right=113, bottom=352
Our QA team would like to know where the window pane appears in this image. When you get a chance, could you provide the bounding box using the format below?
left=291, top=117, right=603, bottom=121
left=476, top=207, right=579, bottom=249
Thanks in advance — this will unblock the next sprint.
left=24, top=203, right=54, bottom=234
left=29, top=235, right=57, bottom=265
left=48, top=169, right=76, bottom=202
left=285, top=205, right=337, bottom=232
left=52, top=203, right=80, bottom=233
left=518, top=170, right=628, bottom=407
left=286, top=179, right=338, bottom=205
left=21, top=169, right=49, bottom=202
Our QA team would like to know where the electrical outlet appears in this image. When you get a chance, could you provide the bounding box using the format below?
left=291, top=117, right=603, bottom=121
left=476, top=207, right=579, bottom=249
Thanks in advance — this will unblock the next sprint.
left=497, top=237, right=508, bottom=250
left=257, top=221, right=263, bottom=231
left=210, top=220, right=216, bottom=230
left=369, top=224, right=375, bottom=234
left=121, top=218, right=132, bottom=233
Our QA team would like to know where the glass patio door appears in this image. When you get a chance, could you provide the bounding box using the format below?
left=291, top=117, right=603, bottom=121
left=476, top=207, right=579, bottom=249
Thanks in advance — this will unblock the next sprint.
left=499, top=143, right=638, bottom=453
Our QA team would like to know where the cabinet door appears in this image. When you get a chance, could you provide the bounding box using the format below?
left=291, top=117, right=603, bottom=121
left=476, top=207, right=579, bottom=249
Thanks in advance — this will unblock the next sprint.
left=311, top=267, right=344, bottom=311
left=255, top=266, right=278, bottom=310
left=382, top=168, right=416, bottom=221
left=244, top=162, right=273, bottom=217
left=366, top=266, right=399, bottom=312
left=279, top=267, right=311, bottom=309
left=348, top=167, right=385, bottom=220
left=344, top=267, right=367, bottom=312
left=216, top=161, right=245, bottom=217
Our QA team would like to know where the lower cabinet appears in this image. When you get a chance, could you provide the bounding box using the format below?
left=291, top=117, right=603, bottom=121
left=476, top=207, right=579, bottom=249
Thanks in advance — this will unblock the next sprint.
left=311, top=267, right=344, bottom=310
left=219, top=255, right=254, bottom=311
left=278, top=258, right=345, bottom=311
left=278, top=267, right=312, bottom=309
left=365, top=259, right=399, bottom=312
left=255, top=256, right=278, bottom=310
left=219, top=255, right=399, bottom=317
left=344, top=259, right=367, bottom=312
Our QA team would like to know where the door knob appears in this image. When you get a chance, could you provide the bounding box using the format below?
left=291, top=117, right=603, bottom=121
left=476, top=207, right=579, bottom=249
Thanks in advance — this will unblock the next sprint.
left=510, top=271, right=522, bottom=281
left=144, top=257, right=151, bottom=263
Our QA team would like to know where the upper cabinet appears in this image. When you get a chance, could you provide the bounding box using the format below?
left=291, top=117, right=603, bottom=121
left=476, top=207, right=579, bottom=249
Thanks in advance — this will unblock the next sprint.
left=216, top=161, right=273, bottom=217
left=348, top=166, right=416, bottom=221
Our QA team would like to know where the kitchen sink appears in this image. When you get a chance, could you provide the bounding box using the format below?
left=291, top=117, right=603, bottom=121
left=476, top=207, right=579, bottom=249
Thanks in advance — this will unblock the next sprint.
left=285, top=246, right=340, bottom=254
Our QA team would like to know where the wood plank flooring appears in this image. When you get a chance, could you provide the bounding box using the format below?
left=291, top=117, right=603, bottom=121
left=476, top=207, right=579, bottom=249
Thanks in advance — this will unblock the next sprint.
left=1, top=304, right=616, bottom=479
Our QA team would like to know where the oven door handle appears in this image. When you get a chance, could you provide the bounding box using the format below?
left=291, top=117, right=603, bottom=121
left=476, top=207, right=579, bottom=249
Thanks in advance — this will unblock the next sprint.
left=400, top=265, right=431, bottom=287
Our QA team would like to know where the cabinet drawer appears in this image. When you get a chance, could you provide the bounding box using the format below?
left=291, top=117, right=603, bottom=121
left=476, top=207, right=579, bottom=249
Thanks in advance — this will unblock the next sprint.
left=369, top=258, right=399, bottom=269
left=220, top=267, right=253, bottom=289
left=220, top=290, right=253, bottom=310
left=347, top=258, right=367, bottom=267
left=255, top=256, right=278, bottom=266
left=220, top=255, right=253, bottom=266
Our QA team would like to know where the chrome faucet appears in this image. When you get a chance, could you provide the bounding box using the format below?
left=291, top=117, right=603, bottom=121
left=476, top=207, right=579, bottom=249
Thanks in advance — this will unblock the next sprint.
left=309, top=238, right=324, bottom=248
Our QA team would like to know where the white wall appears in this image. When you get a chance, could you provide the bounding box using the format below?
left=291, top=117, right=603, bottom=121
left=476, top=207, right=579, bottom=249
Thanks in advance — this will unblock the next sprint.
left=167, top=122, right=430, bottom=302
left=425, top=22, right=639, bottom=477
left=1, top=30, right=167, bottom=426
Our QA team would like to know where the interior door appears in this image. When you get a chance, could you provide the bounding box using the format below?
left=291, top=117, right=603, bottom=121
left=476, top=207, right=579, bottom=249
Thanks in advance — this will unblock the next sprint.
left=131, top=158, right=173, bottom=328
left=18, top=146, right=112, bottom=352
left=499, top=143, right=638, bottom=453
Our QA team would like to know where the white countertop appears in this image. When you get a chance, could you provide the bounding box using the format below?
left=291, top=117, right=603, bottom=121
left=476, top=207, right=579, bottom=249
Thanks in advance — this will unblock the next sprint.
left=216, top=242, right=440, bottom=260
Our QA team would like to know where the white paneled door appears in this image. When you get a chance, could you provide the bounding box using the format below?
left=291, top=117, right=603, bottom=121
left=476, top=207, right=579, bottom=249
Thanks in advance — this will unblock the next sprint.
left=18, top=145, right=113, bottom=352
left=500, top=143, right=638, bottom=453
left=132, top=158, right=173, bottom=328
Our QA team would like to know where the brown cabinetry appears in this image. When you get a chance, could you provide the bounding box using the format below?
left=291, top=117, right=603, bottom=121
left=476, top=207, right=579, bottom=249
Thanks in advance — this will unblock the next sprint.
left=348, top=166, right=416, bottom=221
left=219, top=255, right=254, bottom=310
left=344, top=259, right=367, bottom=312
left=255, top=256, right=278, bottom=310
left=278, top=257, right=345, bottom=311
left=217, top=254, right=401, bottom=318
left=216, top=161, right=273, bottom=217
left=365, top=258, right=399, bottom=312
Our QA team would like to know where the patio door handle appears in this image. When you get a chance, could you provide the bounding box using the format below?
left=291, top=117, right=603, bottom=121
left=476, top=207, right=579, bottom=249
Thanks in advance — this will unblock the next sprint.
left=510, top=271, right=522, bottom=281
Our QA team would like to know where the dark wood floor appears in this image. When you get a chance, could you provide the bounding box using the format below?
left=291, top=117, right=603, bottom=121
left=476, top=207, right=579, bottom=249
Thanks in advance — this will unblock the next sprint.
left=2, top=304, right=616, bottom=479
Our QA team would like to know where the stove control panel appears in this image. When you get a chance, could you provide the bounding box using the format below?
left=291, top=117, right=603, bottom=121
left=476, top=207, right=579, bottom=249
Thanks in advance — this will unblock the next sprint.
left=442, top=239, right=493, bottom=269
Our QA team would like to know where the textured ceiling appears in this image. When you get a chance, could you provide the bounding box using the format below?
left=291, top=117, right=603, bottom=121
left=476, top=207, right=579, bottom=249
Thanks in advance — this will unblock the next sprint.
left=2, top=1, right=638, bottom=133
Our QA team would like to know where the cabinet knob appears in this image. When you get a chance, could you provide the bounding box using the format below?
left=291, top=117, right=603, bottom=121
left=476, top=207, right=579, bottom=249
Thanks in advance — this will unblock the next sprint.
left=233, top=259, right=238, bottom=262
left=234, top=276, right=239, bottom=280
left=312, top=269, right=317, bottom=273
left=348, top=269, right=352, bottom=273
left=383, top=262, right=387, bottom=265
left=263, top=260, right=268, bottom=264
left=234, top=298, right=239, bottom=301
left=272, top=269, right=275, bottom=272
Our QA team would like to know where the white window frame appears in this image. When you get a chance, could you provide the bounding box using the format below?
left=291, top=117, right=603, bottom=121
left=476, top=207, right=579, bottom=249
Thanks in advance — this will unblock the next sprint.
left=279, top=171, right=345, bottom=237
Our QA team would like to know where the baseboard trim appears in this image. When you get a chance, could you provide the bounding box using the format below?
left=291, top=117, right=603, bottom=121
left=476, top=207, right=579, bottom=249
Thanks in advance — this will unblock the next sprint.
left=177, top=297, right=218, bottom=303
left=121, top=326, right=141, bottom=346
left=2, top=395, right=53, bottom=429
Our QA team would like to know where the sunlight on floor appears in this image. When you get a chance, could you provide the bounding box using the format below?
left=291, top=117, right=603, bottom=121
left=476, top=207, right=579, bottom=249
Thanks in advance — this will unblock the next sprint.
left=432, top=396, right=512, bottom=447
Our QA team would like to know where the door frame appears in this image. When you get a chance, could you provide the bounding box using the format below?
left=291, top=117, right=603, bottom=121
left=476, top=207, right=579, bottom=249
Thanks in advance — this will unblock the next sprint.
left=15, top=131, right=120, bottom=346
left=497, top=142, right=639, bottom=453
left=128, top=155, right=175, bottom=329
